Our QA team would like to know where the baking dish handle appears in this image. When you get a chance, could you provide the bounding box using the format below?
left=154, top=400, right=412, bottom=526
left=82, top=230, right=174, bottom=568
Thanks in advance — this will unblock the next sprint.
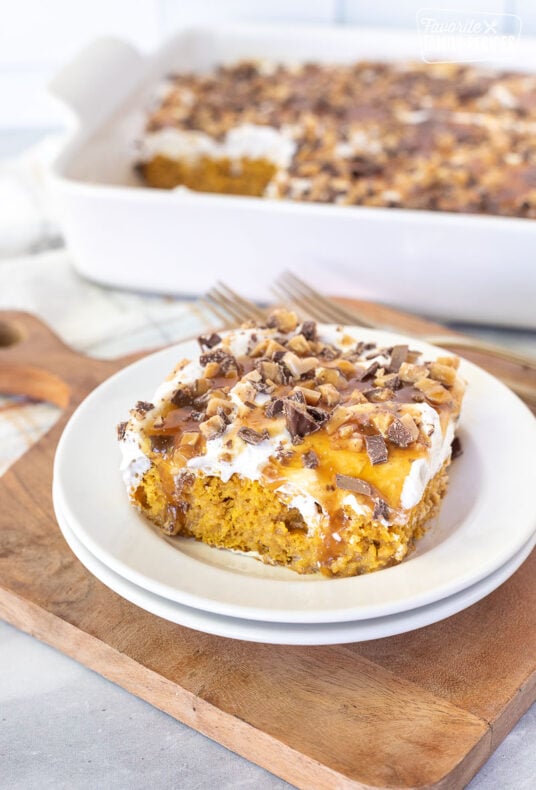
left=48, top=36, right=146, bottom=132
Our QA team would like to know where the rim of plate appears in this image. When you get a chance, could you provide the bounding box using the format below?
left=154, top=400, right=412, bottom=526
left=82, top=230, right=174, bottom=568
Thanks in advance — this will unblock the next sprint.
left=53, top=326, right=536, bottom=624
left=55, top=494, right=536, bottom=646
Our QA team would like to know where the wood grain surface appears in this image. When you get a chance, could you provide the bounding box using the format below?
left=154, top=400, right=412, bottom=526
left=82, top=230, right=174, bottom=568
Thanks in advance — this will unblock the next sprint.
left=0, top=305, right=534, bottom=790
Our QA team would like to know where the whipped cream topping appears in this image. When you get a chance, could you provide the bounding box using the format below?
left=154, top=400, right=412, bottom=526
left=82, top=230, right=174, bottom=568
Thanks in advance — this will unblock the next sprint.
left=119, top=324, right=463, bottom=537
left=139, top=123, right=297, bottom=170
left=119, top=430, right=151, bottom=488
left=399, top=403, right=454, bottom=510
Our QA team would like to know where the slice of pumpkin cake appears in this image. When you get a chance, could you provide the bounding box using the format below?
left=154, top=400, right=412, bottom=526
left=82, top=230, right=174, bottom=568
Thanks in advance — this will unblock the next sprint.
left=118, top=310, right=464, bottom=577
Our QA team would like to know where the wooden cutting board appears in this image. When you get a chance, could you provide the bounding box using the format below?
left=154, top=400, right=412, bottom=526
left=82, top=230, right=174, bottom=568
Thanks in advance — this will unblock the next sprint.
left=0, top=305, right=535, bottom=790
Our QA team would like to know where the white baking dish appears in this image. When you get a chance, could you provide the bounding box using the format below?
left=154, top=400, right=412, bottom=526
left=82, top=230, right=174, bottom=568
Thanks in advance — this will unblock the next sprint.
left=48, top=24, right=536, bottom=327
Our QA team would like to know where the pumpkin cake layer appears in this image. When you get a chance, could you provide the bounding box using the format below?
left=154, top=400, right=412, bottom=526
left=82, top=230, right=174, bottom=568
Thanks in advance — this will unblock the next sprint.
left=118, top=312, right=465, bottom=577
left=137, top=60, right=536, bottom=218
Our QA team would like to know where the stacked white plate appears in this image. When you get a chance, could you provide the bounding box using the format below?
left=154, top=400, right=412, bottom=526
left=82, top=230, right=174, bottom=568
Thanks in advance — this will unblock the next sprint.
left=53, top=329, right=536, bottom=645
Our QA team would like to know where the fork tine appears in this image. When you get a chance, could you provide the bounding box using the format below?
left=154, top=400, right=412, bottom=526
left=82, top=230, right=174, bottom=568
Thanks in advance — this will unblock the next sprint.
left=215, top=282, right=267, bottom=321
left=199, top=296, right=236, bottom=329
left=276, top=272, right=373, bottom=327
left=271, top=282, right=332, bottom=323
left=205, top=283, right=266, bottom=327
left=277, top=274, right=536, bottom=381
left=205, top=288, right=247, bottom=325
left=291, top=272, right=374, bottom=326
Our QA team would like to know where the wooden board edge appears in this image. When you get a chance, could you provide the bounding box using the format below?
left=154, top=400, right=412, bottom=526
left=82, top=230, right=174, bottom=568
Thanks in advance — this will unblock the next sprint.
left=489, top=672, right=536, bottom=751
left=0, top=588, right=494, bottom=790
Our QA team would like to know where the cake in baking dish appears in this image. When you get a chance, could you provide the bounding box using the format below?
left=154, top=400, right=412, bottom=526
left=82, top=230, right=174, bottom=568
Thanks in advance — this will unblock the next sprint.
left=118, top=311, right=465, bottom=578
left=137, top=59, right=536, bottom=218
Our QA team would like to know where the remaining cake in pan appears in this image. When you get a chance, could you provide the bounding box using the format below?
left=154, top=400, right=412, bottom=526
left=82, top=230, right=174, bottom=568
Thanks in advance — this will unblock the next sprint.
left=136, top=60, right=536, bottom=219
left=118, top=311, right=465, bottom=577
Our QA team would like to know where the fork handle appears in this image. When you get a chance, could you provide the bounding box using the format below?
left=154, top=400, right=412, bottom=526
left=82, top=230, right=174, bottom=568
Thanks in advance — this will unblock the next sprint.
left=423, top=334, right=536, bottom=372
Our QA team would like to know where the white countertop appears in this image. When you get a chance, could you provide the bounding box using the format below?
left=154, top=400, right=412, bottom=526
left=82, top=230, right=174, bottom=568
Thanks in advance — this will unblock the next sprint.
left=0, top=130, right=535, bottom=789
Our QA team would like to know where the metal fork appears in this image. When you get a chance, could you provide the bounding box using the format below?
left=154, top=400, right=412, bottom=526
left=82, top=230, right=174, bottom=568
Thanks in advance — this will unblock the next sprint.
left=273, top=272, right=536, bottom=373
left=203, top=279, right=536, bottom=409
left=202, top=282, right=267, bottom=327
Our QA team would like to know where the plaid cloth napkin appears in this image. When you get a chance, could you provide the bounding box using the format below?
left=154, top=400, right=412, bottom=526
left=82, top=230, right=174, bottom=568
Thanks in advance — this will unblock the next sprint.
left=0, top=248, right=216, bottom=476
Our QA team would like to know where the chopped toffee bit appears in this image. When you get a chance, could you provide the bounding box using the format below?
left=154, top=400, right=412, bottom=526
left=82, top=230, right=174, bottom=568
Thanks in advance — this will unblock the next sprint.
left=399, top=362, right=429, bottom=383
left=356, top=361, right=380, bottom=381
left=217, top=406, right=232, bottom=424
left=365, top=434, right=389, bottom=465
left=171, top=385, right=194, bottom=407
left=197, top=332, right=221, bottom=350
left=429, top=361, right=457, bottom=387
left=274, top=443, right=295, bottom=463
left=399, top=413, right=420, bottom=442
left=287, top=389, right=306, bottom=404
left=265, top=397, right=285, bottom=418
left=374, top=372, right=400, bottom=390
left=388, top=345, right=409, bottom=373
left=237, top=426, right=269, bottom=445
left=150, top=434, right=175, bottom=453
left=335, top=474, right=373, bottom=496
left=365, top=346, right=388, bottom=360
left=451, top=436, right=463, bottom=459
left=293, top=386, right=322, bottom=406
left=117, top=421, right=127, bottom=441
left=300, top=320, right=317, bottom=341
left=256, top=358, right=283, bottom=384
left=206, top=395, right=232, bottom=417
left=200, top=348, right=239, bottom=373
left=373, top=499, right=389, bottom=520
left=317, top=344, right=339, bottom=361
left=199, top=414, right=226, bottom=440
left=415, top=377, right=451, bottom=404
left=134, top=401, right=154, bottom=414
left=364, top=387, right=395, bottom=403
left=282, top=351, right=318, bottom=379
left=286, top=334, right=311, bottom=356
left=253, top=380, right=272, bottom=394
left=387, top=417, right=415, bottom=448
left=266, top=308, right=298, bottom=333
left=203, top=362, right=220, bottom=379
left=283, top=399, right=328, bottom=442
left=318, top=383, right=340, bottom=406
left=302, top=450, right=319, bottom=469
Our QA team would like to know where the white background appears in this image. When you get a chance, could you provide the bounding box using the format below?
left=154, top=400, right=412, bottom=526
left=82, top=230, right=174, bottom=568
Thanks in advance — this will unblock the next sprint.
left=0, top=0, right=534, bottom=129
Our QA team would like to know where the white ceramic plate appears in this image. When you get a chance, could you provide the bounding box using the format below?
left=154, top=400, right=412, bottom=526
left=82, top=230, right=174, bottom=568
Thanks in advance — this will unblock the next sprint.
left=53, top=327, right=536, bottom=624
left=55, top=493, right=536, bottom=645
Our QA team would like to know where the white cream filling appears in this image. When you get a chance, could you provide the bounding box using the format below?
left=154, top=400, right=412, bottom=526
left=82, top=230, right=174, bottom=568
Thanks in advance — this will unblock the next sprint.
left=139, top=123, right=297, bottom=170
left=120, top=430, right=151, bottom=489
left=274, top=483, right=325, bottom=534
left=341, top=493, right=372, bottom=519
left=186, top=428, right=278, bottom=483
left=399, top=403, right=455, bottom=509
